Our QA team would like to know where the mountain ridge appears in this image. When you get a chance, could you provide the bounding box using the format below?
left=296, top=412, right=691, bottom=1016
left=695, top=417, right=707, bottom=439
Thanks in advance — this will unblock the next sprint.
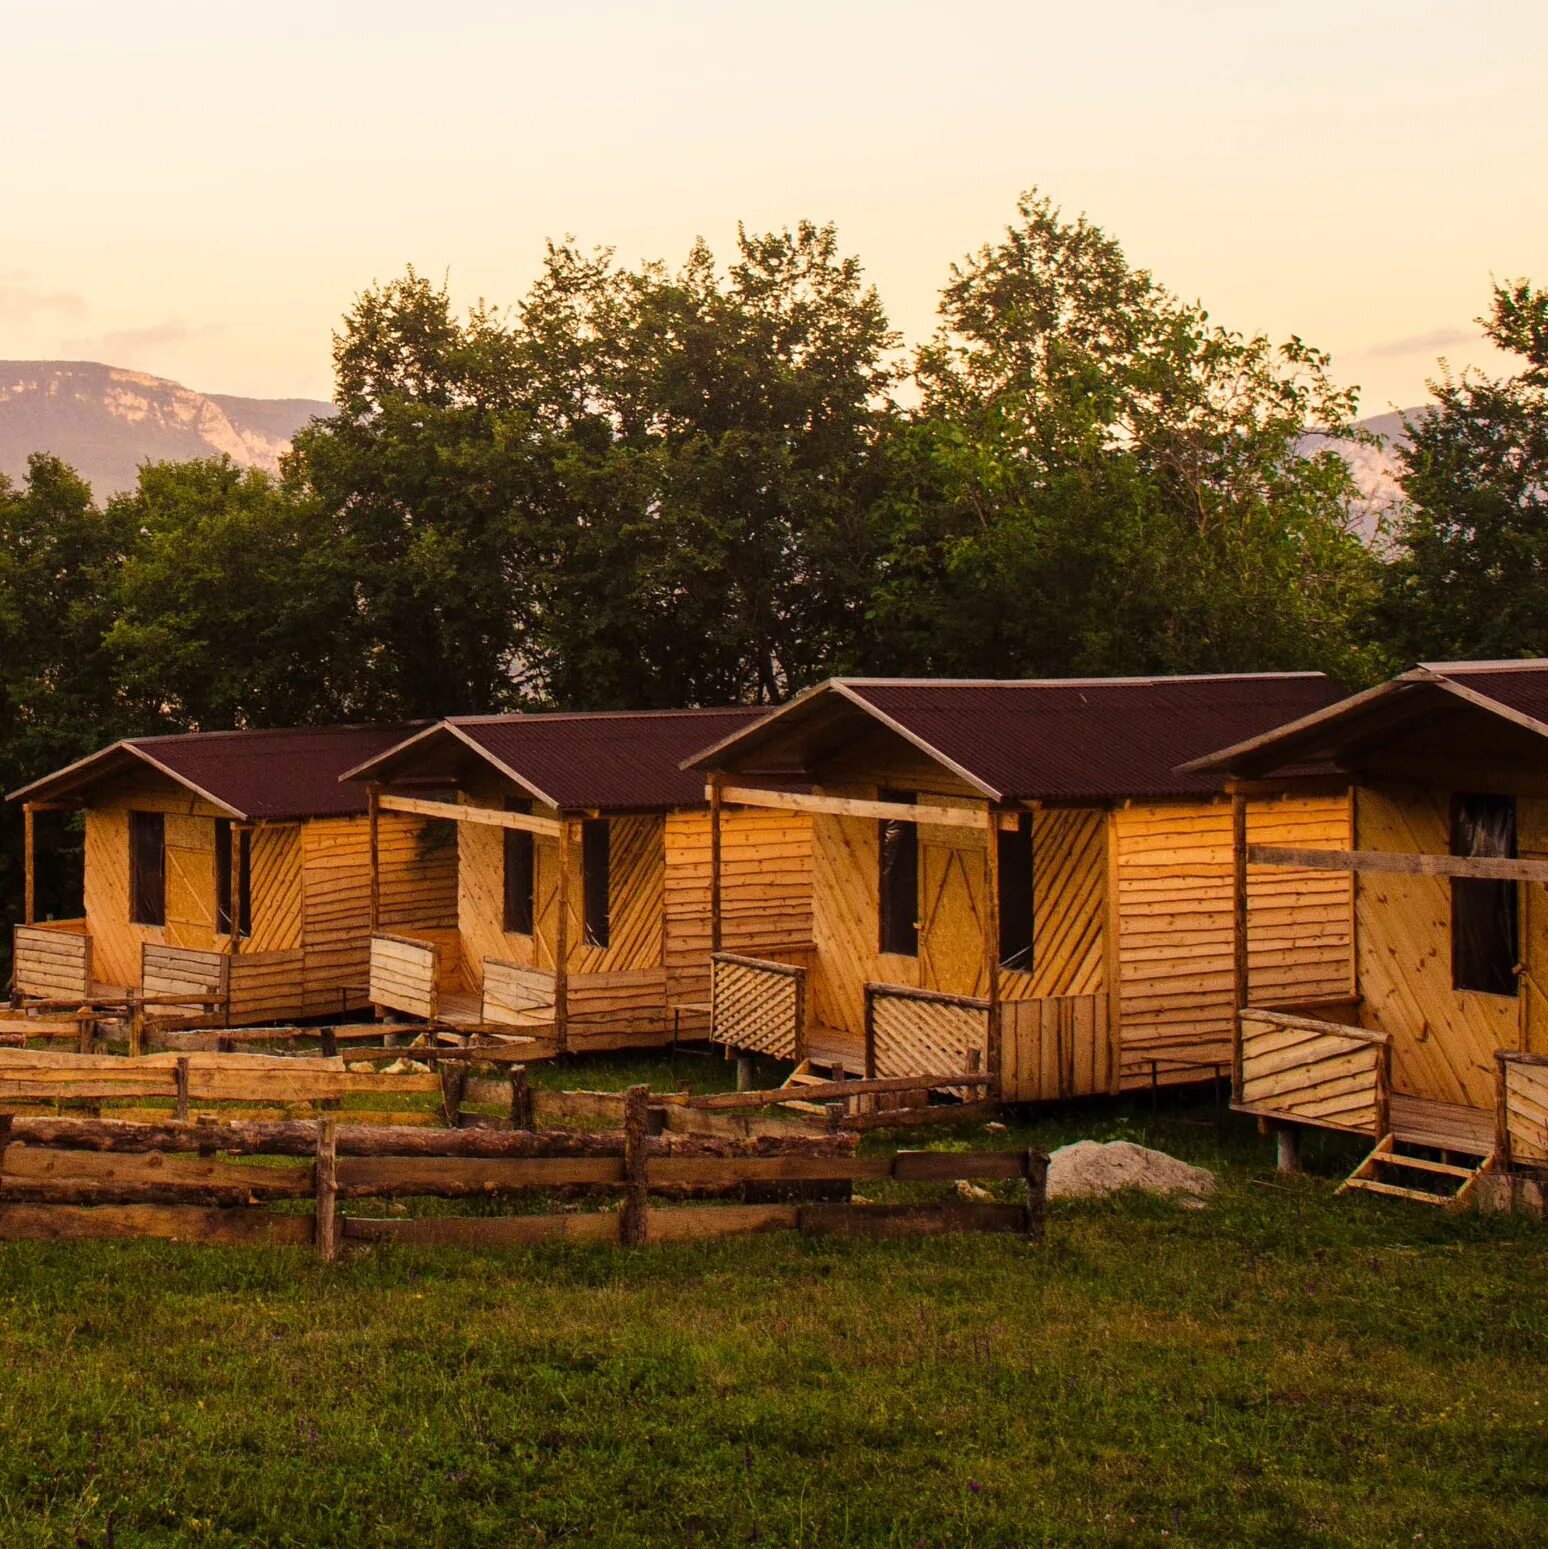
left=0, top=360, right=332, bottom=496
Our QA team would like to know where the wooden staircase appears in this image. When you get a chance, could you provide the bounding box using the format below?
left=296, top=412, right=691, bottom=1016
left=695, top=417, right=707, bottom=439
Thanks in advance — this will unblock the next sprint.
left=1341, top=1133, right=1495, bottom=1207
left=777, top=1059, right=847, bottom=1115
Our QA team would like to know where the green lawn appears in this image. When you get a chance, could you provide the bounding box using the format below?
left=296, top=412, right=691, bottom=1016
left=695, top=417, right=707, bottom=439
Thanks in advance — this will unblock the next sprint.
left=1, top=1057, right=1544, bottom=1547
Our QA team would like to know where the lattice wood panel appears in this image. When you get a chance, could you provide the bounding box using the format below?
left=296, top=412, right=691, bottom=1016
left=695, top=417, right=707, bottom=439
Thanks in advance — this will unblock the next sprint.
left=870, top=993, right=988, bottom=1081
left=13, top=924, right=93, bottom=999
left=1239, top=1012, right=1384, bottom=1133
left=1503, top=1060, right=1548, bottom=1166
left=711, top=956, right=803, bottom=1060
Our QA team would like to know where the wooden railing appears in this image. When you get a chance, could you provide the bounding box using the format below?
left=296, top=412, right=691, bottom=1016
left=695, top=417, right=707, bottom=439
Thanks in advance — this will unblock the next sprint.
left=0, top=1086, right=1049, bottom=1256
left=865, top=985, right=992, bottom=1089
left=480, top=959, right=555, bottom=1026
left=369, top=933, right=440, bottom=1021
left=1495, top=1052, right=1548, bottom=1171
left=12, top=922, right=92, bottom=1000
left=1000, top=993, right=1111, bottom=1101
left=711, top=952, right=807, bottom=1062
left=1236, top=1007, right=1391, bottom=1135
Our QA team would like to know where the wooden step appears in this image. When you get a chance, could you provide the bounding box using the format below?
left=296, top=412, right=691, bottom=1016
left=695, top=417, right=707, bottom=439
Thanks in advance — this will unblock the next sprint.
left=1368, top=1152, right=1478, bottom=1179
left=1344, top=1176, right=1455, bottom=1203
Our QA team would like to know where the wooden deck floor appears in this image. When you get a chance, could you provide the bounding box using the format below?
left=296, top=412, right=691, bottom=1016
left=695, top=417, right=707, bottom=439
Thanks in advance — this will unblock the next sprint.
left=1390, top=1094, right=1494, bottom=1157
left=804, top=1024, right=866, bottom=1076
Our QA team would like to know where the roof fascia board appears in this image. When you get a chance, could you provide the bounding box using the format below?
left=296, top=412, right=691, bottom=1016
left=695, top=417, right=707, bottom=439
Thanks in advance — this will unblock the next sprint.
left=680, top=685, right=830, bottom=772
left=833, top=683, right=1003, bottom=800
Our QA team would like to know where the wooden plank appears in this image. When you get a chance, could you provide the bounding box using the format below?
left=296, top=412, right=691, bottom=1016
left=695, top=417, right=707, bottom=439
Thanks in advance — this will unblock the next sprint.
left=719, top=785, right=989, bottom=830
left=1249, top=844, right=1548, bottom=883
left=685, top=1072, right=991, bottom=1111
left=342, top=1212, right=617, bottom=1246
left=0, top=1203, right=311, bottom=1244
left=379, top=793, right=564, bottom=837
left=334, top=1155, right=625, bottom=1196
left=645, top=1204, right=798, bottom=1241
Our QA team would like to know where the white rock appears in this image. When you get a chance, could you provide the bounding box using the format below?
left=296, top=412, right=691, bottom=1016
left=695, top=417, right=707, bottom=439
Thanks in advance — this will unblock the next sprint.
left=1045, top=1140, right=1216, bottom=1202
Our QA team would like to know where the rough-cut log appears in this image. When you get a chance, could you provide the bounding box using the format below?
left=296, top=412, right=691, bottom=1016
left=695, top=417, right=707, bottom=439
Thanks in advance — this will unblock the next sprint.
left=0, top=1144, right=312, bottom=1205
left=843, top=1099, right=1001, bottom=1133
left=798, top=1202, right=1029, bottom=1238
left=0, top=1203, right=311, bottom=1244
left=685, top=1072, right=992, bottom=1111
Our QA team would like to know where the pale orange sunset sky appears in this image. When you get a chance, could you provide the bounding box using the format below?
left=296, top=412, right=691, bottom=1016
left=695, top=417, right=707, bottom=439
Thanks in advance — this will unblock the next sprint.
left=3, top=0, right=1544, bottom=414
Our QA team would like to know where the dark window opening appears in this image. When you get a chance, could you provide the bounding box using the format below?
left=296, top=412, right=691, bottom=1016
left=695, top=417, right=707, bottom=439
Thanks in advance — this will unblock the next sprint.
left=214, top=820, right=252, bottom=938
left=1451, top=793, right=1518, bottom=996
left=878, top=790, right=918, bottom=957
left=582, top=818, right=610, bottom=949
left=998, top=814, right=1035, bottom=971
left=503, top=798, right=535, bottom=936
left=130, top=811, right=165, bottom=927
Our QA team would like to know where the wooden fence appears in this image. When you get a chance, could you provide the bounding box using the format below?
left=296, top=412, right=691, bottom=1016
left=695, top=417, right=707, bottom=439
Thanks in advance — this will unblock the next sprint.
left=0, top=1087, right=1048, bottom=1256
left=1000, top=993, right=1111, bottom=1102
left=12, top=922, right=93, bottom=1000
left=1496, top=1051, right=1548, bottom=1170
left=865, top=985, right=991, bottom=1086
left=1235, top=1007, right=1391, bottom=1135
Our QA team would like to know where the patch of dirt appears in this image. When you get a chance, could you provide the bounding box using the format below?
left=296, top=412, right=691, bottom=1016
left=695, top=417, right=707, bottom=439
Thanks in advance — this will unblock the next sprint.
left=1046, top=1140, right=1217, bottom=1202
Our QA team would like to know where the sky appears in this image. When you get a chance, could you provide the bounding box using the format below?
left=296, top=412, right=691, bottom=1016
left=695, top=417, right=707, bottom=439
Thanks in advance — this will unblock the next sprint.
left=2, top=0, right=1544, bottom=415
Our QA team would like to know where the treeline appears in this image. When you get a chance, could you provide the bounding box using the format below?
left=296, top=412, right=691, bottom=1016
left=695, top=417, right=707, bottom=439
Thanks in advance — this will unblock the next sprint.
left=2, top=191, right=1544, bottom=922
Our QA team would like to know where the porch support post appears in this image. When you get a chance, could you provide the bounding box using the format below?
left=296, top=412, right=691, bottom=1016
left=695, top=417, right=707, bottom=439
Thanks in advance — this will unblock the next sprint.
left=367, top=785, right=381, bottom=934
left=555, top=816, right=572, bottom=1054
left=229, top=824, right=247, bottom=957
left=22, top=803, right=36, bottom=926
left=983, top=803, right=1002, bottom=1095
left=1231, top=788, right=1249, bottom=1105
left=708, top=773, right=724, bottom=955
left=1103, top=807, right=1122, bottom=1095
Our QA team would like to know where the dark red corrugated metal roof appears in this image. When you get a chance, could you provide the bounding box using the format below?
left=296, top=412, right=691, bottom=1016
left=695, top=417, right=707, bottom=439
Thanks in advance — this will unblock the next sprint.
left=1426, top=661, right=1548, bottom=727
left=447, top=707, right=766, bottom=810
left=10, top=723, right=427, bottom=820
left=689, top=674, right=1344, bottom=801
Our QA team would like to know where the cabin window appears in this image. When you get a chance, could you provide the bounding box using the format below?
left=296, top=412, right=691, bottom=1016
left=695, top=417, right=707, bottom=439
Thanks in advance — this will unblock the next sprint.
left=998, top=814, right=1035, bottom=971
left=582, top=818, right=610, bottom=949
left=1451, top=794, right=1519, bottom=996
left=129, top=811, right=165, bottom=927
left=503, top=799, right=535, bottom=936
left=878, top=790, right=918, bottom=957
left=214, top=820, right=251, bottom=938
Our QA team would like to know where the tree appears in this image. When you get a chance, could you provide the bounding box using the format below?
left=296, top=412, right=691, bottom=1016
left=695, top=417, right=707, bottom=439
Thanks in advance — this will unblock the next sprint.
left=105, top=458, right=363, bottom=730
left=0, top=455, right=134, bottom=924
left=1382, top=280, right=1548, bottom=662
left=866, top=192, right=1383, bottom=683
left=290, top=270, right=542, bottom=717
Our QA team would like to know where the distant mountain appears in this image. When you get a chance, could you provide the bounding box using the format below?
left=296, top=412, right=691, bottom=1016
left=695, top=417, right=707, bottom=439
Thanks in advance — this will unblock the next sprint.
left=1301, top=408, right=1423, bottom=542
left=0, top=361, right=333, bottom=497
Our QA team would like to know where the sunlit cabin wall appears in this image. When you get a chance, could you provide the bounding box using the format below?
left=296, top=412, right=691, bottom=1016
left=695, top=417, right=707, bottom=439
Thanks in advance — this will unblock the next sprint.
left=1112, top=794, right=1354, bottom=1088
left=663, top=807, right=814, bottom=1032
left=1352, top=782, right=1548, bottom=1108
left=452, top=766, right=666, bottom=991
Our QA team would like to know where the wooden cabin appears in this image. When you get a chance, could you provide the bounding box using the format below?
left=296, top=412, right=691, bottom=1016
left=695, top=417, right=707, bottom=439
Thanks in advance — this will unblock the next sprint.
left=343, top=709, right=813, bottom=1048
left=1186, top=660, right=1548, bottom=1204
left=686, top=674, right=1355, bottom=1099
left=9, top=724, right=454, bottom=1023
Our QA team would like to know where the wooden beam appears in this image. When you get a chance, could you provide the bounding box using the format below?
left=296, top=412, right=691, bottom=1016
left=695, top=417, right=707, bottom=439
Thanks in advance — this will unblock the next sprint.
left=1231, top=791, right=1248, bottom=1105
left=715, top=784, right=1000, bottom=831
left=709, top=773, right=723, bottom=955
left=554, top=818, right=572, bottom=1054
left=22, top=803, right=35, bottom=926
left=983, top=804, right=1002, bottom=1093
left=1102, top=809, right=1122, bottom=1097
left=1248, top=844, right=1548, bottom=883
left=376, top=792, right=564, bottom=836
left=367, top=785, right=380, bottom=935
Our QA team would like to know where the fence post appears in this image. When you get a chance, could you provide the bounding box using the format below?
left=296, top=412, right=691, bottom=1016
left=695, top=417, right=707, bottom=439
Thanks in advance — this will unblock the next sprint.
left=1494, top=1052, right=1513, bottom=1176
left=315, top=1117, right=339, bottom=1263
left=0, top=1113, right=11, bottom=1195
left=863, top=986, right=877, bottom=1080
left=1023, top=1149, right=1048, bottom=1241
left=1375, top=1038, right=1392, bottom=1138
left=620, top=1084, right=650, bottom=1247
left=174, top=1057, right=190, bottom=1122
left=320, top=1026, right=338, bottom=1060
left=129, top=999, right=144, bottom=1060
left=440, top=1064, right=466, bottom=1128
left=510, top=1066, right=533, bottom=1131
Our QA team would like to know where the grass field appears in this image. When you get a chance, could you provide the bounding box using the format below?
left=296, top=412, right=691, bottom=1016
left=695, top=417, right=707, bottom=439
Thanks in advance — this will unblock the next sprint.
left=1, top=1053, right=1544, bottom=1547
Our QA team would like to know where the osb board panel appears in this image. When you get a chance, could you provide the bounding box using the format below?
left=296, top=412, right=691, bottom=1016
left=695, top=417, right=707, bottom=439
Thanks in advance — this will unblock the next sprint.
left=302, top=813, right=456, bottom=1010
left=663, top=808, right=813, bottom=1027
left=810, top=798, right=919, bottom=1039
left=1356, top=783, right=1520, bottom=1108
left=1114, top=795, right=1353, bottom=1084
left=1002, top=994, right=1110, bottom=1101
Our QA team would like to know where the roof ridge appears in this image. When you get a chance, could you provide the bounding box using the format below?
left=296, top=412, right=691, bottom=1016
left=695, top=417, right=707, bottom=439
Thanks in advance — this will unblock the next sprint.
left=449, top=705, right=764, bottom=726
left=836, top=672, right=1329, bottom=689
left=125, top=720, right=421, bottom=747
left=1420, top=659, right=1548, bottom=673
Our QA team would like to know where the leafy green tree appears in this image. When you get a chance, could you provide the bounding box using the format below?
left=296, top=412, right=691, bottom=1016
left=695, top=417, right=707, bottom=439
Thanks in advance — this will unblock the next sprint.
left=867, top=192, right=1383, bottom=683
left=1382, top=280, right=1548, bottom=661
left=0, top=455, right=134, bottom=926
left=105, top=458, right=363, bottom=730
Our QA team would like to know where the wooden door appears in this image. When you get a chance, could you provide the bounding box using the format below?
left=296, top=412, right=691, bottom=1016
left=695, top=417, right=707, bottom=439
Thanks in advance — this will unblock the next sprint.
left=919, top=841, right=987, bottom=999
left=163, top=815, right=215, bottom=947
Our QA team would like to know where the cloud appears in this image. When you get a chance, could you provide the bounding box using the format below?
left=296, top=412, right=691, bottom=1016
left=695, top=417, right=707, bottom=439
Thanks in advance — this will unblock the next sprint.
left=62, top=317, right=223, bottom=357
left=1366, top=325, right=1479, bottom=358
left=0, top=273, right=88, bottom=323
